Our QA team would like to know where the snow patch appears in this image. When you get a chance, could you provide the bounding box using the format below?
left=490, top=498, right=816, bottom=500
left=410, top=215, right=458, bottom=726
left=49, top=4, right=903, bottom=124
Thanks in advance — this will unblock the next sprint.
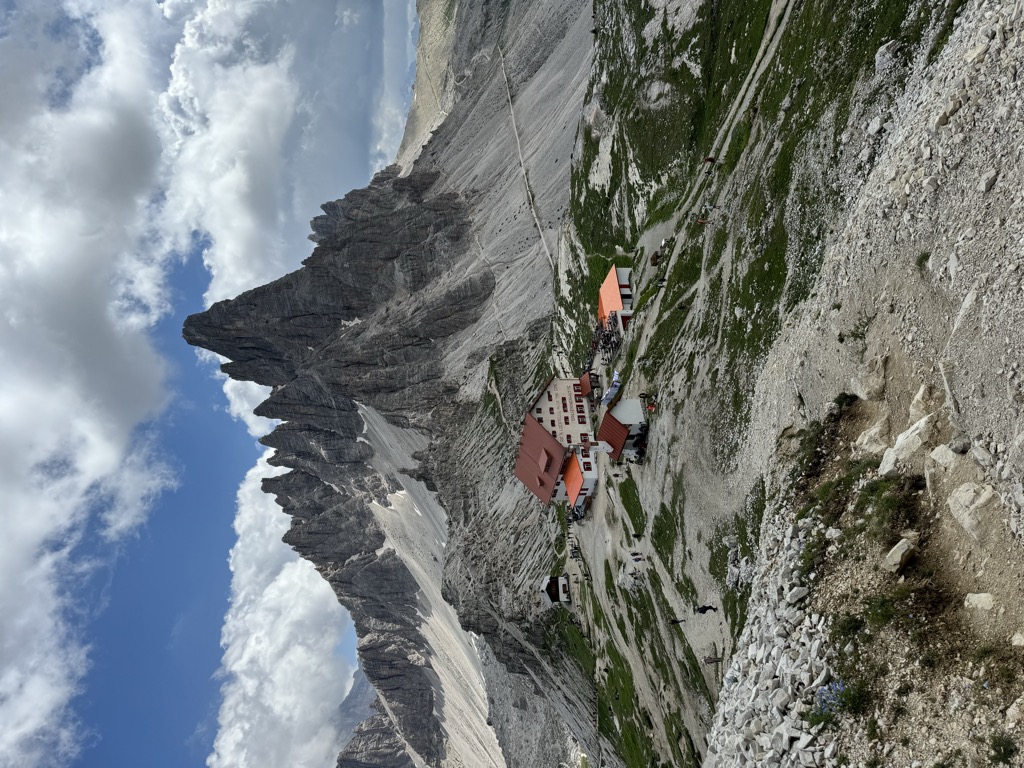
left=358, top=404, right=506, bottom=768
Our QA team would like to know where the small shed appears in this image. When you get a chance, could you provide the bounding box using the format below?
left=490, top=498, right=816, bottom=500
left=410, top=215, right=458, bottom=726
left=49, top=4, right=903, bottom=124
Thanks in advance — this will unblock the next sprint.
left=540, top=574, right=572, bottom=606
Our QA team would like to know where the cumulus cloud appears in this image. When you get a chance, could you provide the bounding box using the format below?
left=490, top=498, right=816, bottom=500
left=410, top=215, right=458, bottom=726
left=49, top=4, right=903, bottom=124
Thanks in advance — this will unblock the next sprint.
left=207, top=455, right=356, bottom=768
left=157, top=0, right=404, bottom=305
left=0, top=2, right=175, bottom=764
left=1, top=0, right=416, bottom=764
left=371, top=0, right=419, bottom=170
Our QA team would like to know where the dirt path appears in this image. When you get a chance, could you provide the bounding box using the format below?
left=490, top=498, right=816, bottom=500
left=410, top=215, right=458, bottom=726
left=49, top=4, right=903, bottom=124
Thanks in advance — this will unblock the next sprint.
left=497, top=45, right=556, bottom=275
left=632, top=0, right=796, bottom=362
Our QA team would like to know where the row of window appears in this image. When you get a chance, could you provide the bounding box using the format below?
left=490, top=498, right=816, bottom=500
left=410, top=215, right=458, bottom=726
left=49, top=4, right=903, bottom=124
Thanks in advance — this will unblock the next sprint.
left=541, top=403, right=585, bottom=413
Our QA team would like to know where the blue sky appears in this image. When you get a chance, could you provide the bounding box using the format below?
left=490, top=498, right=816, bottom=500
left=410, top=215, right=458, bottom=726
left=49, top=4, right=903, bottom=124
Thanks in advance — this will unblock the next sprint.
left=0, top=1, right=417, bottom=766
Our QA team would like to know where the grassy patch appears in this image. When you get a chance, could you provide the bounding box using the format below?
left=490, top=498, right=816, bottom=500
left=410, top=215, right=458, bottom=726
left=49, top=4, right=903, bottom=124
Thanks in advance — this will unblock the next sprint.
left=807, top=678, right=872, bottom=727
left=597, top=631, right=672, bottom=767
left=708, top=478, right=765, bottom=641
left=990, top=731, right=1019, bottom=765
left=619, top=469, right=648, bottom=533
left=605, top=560, right=617, bottom=596
left=544, top=609, right=596, bottom=678
left=853, top=474, right=925, bottom=548
left=928, top=0, right=971, bottom=63
left=652, top=502, right=679, bottom=568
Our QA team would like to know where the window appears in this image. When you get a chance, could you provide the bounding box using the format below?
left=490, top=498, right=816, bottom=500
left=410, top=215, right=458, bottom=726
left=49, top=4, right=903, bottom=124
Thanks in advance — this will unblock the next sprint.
left=549, top=407, right=554, bottom=414
left=580, top=434, right=589, bottom=443
left=550, top=420, right=556, bottom=428
left=562, top=402, right=568, bottom=412
left=581, top=448, right=590, bottom=458
left=551, top=431, right=557, bottom=438
left=575, top=395, right=583, bottom=403
left=547, top=392, right=553, bottom=401
left=576, top=405, right=584, bottom=414
left=577, top=416, right=586, bottom=424
left=563, top=417, right=570, bottom=425
left=573, top=384, right=581, bottom=393
left=583, top=462, right=592, bottom=472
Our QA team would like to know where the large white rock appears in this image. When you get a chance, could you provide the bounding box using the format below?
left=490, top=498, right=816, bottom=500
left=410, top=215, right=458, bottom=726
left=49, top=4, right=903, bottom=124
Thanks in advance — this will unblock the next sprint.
left=964, top=593, right=995, bottom=610
left=1007, top=695, right=1024, bottom=727
left=930, top=444, right=957, bottom=470
left=853, top=414, right=890, bottom=457
left=907, top=385, right=932, bottom=425
left=849, top=355, right=887, bottom=401
left=786, top=586, right=809, bottom=604
left=882, top=539, right=917, bottom=573
left=879, top=413, right=936, bottom=476
left=947, top=482, right=999, bottom=541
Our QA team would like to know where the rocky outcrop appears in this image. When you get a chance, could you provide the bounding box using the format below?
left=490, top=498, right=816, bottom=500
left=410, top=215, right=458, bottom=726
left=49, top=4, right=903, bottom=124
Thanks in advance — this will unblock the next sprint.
left=185, top=165, right=485, bottom=423
left=336, top=668, right=382, bottom=757
left=338, top=700, right=417, bottom=768
left=184, top=164, right=485, bottom=766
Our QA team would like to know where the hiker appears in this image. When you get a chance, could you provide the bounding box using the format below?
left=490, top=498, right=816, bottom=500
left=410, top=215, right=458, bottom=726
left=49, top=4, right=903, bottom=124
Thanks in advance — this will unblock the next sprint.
left=696, top=604, right=717, bottom=614
left=703, top=655, right=722, bottom=665
left=703, top=155, right=716, bottom=163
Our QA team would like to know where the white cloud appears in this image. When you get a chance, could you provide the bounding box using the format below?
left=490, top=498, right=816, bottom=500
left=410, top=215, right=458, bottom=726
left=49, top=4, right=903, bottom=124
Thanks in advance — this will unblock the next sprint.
left=207, top=454, right=355, bottom=768
left=221, top=376, right=279, bottom=439
left=0, top=2, right=175, bottom=764
left=157, top=0, right=414, bottom=306
left=0, top=0, right=417, bottom=764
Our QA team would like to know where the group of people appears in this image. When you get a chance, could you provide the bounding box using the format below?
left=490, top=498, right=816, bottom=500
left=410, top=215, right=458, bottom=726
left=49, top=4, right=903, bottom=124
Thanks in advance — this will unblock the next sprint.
left=590, top=313, right=622, bottom=363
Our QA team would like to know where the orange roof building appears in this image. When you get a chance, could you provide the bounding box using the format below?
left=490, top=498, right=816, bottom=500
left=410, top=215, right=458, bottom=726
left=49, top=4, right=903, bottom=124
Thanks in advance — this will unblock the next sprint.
left=597, top=266, right=634, bottom=331
left=562, top=453, right=586, bottom=507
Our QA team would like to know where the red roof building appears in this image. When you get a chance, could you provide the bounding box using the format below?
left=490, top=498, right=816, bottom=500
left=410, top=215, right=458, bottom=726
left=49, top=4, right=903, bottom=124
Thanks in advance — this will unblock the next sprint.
left=515, top=377, right=599, bottom=506
left=596, top=398, right=647, bottom=462
left=513, top=415, right=567, bottom=504
left=578, top=371, right=592, bottom=398
left=596, top=411, right=630, bottom=461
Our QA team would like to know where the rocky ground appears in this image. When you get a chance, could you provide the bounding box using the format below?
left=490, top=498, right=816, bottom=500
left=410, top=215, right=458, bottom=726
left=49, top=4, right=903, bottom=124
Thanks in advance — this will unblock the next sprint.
left=552, top=0, right=1024, bottom=765
left=674, top=0, right=1024, bottom=763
